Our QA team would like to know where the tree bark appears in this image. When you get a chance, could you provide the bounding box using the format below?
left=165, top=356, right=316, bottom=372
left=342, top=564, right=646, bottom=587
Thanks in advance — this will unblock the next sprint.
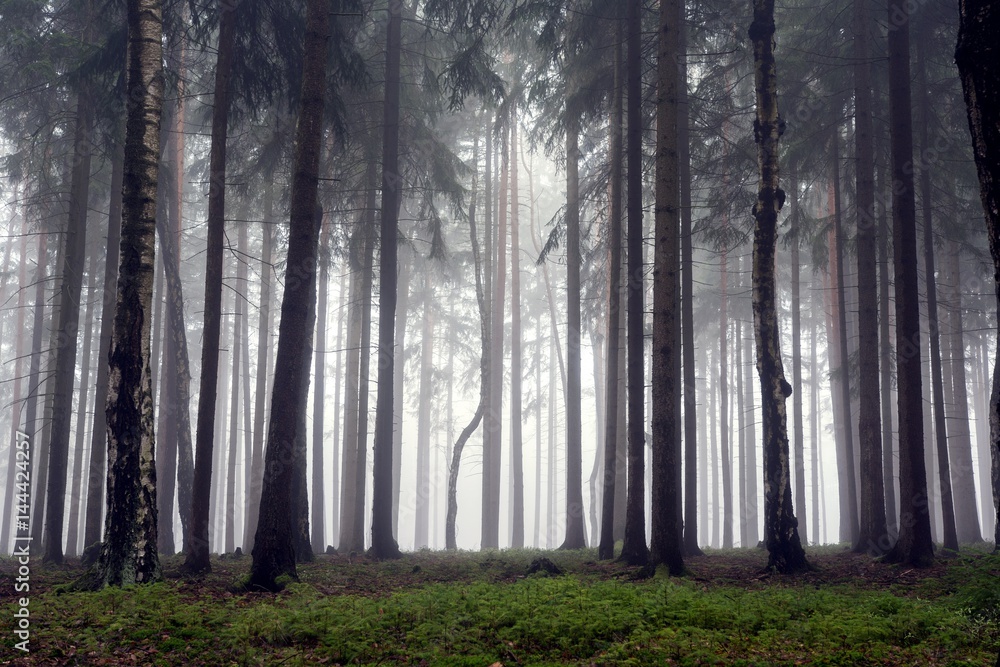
left=248, top=0, right=330, bottom=589
left=749, top=0, right=808, bottom=573
left=650, top=0, right=683, bottom=573
left=85, top=145, right=124, bottom=550
left=599, top=23, right=624, bottom=561
left=884, top=0, right=934, bottom=567
left=510, top=108, right=525, bottom=549
left=854, top=0, right=889, bottom=554
left=183, top=0, right=237, bottom=574
left=447, top=130, right=487, bottom=551
left=88, top=0, right=164, bottom=586
left=44, top=82, right=95, bottom=565
left=371, top=0, right=403, bottom=559
left=620, top=0, right=648, bottom=565
left=955, top=0, right=1000, bottom=549
left=312, top=215, right=331, bottom=553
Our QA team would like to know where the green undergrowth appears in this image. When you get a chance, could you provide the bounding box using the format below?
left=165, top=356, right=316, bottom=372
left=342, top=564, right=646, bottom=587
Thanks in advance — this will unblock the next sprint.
left=1, top=547, right=997, bottom=665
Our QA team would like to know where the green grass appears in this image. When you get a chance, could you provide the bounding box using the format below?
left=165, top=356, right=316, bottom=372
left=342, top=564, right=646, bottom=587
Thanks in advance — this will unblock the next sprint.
left=2, top=547, right=997, bottom=665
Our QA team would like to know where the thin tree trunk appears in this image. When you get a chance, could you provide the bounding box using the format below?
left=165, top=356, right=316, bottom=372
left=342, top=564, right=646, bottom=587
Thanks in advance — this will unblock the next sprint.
left=225, top=247, right=243, bottom=554
left=391, top=252, right=411, bottom=537
left=884, top=0, right=934, bottom=566
left=247, top=0, right=330, bottom=589
left=330, top=274, right=345, bottom=549
left=943, top=240, right=982, bottom=543
left=44, top=79, right=95, bottom=565
left=484, top=117, right=508, bottom=550
left=744, top=314, right=759, bottom=547
left=811, top=283, right=822, bottom=545
left=371, top=0, right=404, bottom=559
left=620, top=0, right=648, bottom=564
left=749, top=0, right=808, bottom=572
left=831, top=129, right=861, bottom=547
left=736, top=312, right=747, bottom=547
left=415, top=271, right=435, bottom=549
left=84, top=146, right=123, bottom=550
left=183, top=0, right=237, bottom=574
left=312, top=216, right=330, bottom=553
left=447, top=129, right=487, bottom=551
left=510, top=109, right=525, bottom=549
left=599, top=23, right=624, bottom=561
left=877, top=144, right=898, bottom=539
left=243, top=183, right=274, bottom=553
left=789, top=170, right=807, bottom=545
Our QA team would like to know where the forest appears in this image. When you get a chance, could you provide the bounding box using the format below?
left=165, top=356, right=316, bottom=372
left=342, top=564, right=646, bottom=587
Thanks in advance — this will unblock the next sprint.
left=1, top=0, right=1000, bottom=663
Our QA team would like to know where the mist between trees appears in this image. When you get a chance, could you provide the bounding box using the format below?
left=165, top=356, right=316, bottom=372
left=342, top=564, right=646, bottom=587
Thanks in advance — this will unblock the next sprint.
left=0, top=0, right=998, bottom=591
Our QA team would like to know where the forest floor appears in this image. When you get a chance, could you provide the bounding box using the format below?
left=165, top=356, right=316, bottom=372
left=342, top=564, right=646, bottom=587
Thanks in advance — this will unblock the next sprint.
left=1, top=543, right=998, bottom=665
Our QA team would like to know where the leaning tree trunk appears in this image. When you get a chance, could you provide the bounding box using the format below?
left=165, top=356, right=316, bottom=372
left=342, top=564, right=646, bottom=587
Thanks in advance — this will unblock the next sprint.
left=853, top=0, right=888, bottom=555
left=371, top=0, right=403, bottom=560
left=749, top=0, right=808, bottom=574
left=446, top=131, right=487, bottom=551
left=247, top=0, right=330, bottom=590
left=955, top=0, right=1000, bottom=549
left=620, top=0, right=648, bottom=565
left=884, top=0, right=934, bottom=567
left=86, top=0, right=164, bottom=587
left=183, top=0, right=236, bottom=574
left=650, top=0, right=683, bottom=574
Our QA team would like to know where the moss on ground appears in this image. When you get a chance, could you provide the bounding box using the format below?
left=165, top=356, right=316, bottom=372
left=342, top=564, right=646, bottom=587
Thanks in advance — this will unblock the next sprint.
left=1, top=546, right=996, bottom=665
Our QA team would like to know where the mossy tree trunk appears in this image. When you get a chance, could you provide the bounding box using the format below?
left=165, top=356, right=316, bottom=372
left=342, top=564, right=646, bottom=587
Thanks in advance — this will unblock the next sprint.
left=247, top=0, right=330, bottom=590
left=748, top=0, right=808, bottom=574
left=91, top=0, right=164, bottom=587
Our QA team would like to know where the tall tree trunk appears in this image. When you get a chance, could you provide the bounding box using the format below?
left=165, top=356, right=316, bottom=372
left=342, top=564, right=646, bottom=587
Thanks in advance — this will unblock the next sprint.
left=831, top=129, right=861, bottom=547
left=44, top=81, right=95, bottom=565
left=650, top=0, right=683, bottom=573
left=371, top=0, right=403, bottom=559
left=854, top=0, right=888, bottom=554
left=915, top=25, right=960, bottom=552
left=877, top=139, right=898, bottom=539
left=955, top=0, right=1000, bottom=549
left=620, top=0, right=648, bottom=565
left=599, top=23, right=624, bottom=561
left=884, top=0, right=934, bottom=566
left=749, top=0, right=808, bottom=572
left=678, top=2, right=700, bottom=556
left=247, top=0, right=330, bottom=589
left=510, top=109, right=525, bottom=549
left=446, top=131, right=487, bottom=551
left=736, top=311, right=748, bottom=547
left=483, top=117, right=508, bottom=550
left=710, top=347, right=720, bottom=547
left=66, top=241, right=100, bottom=557
left=719, top=248, right=733, bottom=550
left=560, top=113, right=587, bottom=550
left=183, top=0, right=237, bottom=574
left=211, top=292, right=231, bottom=552
left=243, top=183, right=274, bottom=553
left=943, top=240, right=982, bottom=543
left=225, top=246, right=243, bottom=554
left=330, top=272, right=345, bottom=548
left=391, top=251, right=412, bottom=536
left=1, top=222, right=29, bottom=553
left=811, top=283, right=822, bottom=545
left=789, top=170, right=807, bottom=545
left=415, top=271, right=434, bottom=549
left=85, top=146, right=123, bottom=550
left=87, top=0, right=164, bottom=586
left=744, top=314, right=759, bottom=546
left=312, top=216, right=331, bottom=553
